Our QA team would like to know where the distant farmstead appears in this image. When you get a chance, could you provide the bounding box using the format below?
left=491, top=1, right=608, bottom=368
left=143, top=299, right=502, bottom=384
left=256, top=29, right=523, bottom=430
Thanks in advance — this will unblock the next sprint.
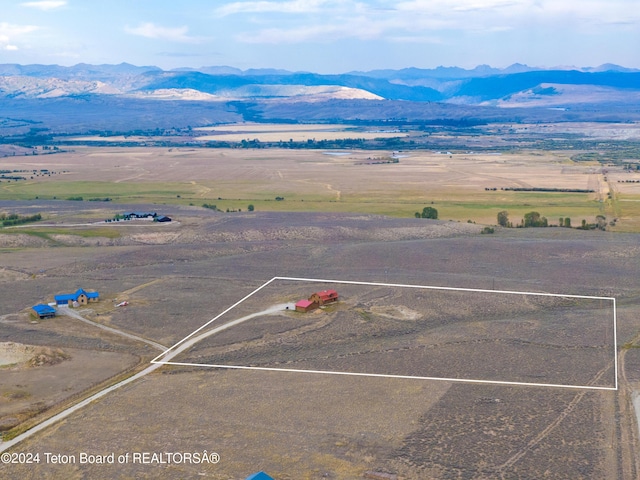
left=295, top=289, right=339, bottom=313
left=54, top=288, right=100, bottom=307
left=123, top=212, right=157, bottom=219
left=121, top=212, right=171, bottom=222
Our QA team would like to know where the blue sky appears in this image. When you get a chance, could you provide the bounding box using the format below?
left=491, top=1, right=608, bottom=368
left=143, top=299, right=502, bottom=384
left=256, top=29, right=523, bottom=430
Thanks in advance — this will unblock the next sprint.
left=1, top=0, right=639, bottom=72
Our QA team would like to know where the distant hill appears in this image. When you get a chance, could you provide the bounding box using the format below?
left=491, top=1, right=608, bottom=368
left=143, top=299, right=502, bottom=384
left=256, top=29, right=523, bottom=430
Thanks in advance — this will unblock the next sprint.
left=0, top=62, right=161, bottom=79
left=139, top=71, right=444, bottom=102
left=451, top=70, right=640, bottom=103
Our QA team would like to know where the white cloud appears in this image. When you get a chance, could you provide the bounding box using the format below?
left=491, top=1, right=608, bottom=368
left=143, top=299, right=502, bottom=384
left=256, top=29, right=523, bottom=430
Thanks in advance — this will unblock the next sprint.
left=125, top=23, right=200, bottom=43
left=236, top=13, right=392, bottom=44
left=238, top=25, right=339, bottom=43
left=394, top=0, right=640, bottom=26
left=21, top=1, right=67, bottom=10
left=215, top=0, right=337, bottom=16
left=395, top=0, right=524, bottom=12
left=0, top=22, right=39, bottom=51
left=226, top=0, right=640, bottom=46
left=0, top=23, right=40, bottom=37
left=389, top=35, right=444, bottom=44
left=223, top=0, right=518, bottom=44
left=534, top=0, right=640, bottom=26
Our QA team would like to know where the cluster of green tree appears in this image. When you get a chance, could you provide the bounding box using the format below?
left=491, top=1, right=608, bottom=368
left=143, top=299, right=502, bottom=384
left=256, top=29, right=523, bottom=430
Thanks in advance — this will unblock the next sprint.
left=272, top=138, right=369, bottom=149
left=0, top=175, right=27, bottom=181
left=415, top=206, right=438, bottom=219
left=0, top=127, right=53, bottom=147
left=570, top=143, right=640, bottom=165
left=1, top=213, right=42, bottom=227
left=88, top=197, right=112, bottom=202
left=67, top=196, right=83, bottom=201
left=202, top=203, right=219, bottom=211
left=558, top=217, right=572, bottom=228
left=205, top=136, right=413, bottom=151
left=355, top=157, right=399, bottom=165
left=497, top=211, right=511, bottom=227
left=240, top=139, right=264, bottom=148
left=577, top=215, right=608, bottom=231
left=106, top=214, right=125, bottom=222
left=498, top=210, right=549, bottom=228
left=191, top=137, right=511, bottom=152
left=523, top=211, right=548, bottom=227
left=105, top=215, right=140, bottom=222
left=498, top=211, right=609, bottom=230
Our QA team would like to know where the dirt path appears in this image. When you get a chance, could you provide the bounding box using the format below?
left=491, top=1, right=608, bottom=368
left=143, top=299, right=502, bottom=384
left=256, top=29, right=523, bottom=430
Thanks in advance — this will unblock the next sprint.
left=59, top=307, right=166, bottom=351
left=152, top=303, right=294, bottom=363
left=495, top=361, right=615, bottom=477
left=119, top=278, right=166, bottom=296
left=325, top=183, right=341, bottom=201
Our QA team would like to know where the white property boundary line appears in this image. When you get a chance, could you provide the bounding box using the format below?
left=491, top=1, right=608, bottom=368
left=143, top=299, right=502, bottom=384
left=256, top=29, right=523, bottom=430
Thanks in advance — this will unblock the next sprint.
left=152, top=276, right=618, bottom=391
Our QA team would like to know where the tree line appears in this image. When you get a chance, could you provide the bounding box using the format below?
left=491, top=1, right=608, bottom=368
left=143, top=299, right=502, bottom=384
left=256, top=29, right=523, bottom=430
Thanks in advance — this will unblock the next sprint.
left=497, top=210, right=609, bottom=230
left=1, top=213, right=42, bottom=227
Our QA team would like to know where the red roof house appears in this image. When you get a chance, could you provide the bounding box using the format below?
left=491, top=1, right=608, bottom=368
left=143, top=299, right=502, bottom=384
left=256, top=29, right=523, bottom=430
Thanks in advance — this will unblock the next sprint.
left=309, top=289, right=339, bottom=305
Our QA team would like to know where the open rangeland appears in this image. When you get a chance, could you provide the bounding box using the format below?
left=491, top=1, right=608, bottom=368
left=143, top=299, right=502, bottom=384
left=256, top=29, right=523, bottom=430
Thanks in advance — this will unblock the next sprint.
left=178, top=280, right=616, bottom=389
left=0, top=202, right=639, bottom=479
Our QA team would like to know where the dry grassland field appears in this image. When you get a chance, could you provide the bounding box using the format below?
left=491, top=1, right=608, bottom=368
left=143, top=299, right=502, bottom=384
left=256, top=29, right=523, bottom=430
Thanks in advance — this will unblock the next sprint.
left=176, top=280, right=616, bottom=389
left=0, top=123, right=640, bottom=479
left=1, top=141, right=639, bottom=229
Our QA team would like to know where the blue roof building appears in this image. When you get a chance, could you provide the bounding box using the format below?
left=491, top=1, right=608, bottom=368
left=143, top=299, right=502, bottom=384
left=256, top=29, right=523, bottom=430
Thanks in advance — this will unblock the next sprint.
left=32, top=304, right=56, bottom=318
left=245, top=472, right=274, bottom=480
left=54, top=288, right=100, bottom=306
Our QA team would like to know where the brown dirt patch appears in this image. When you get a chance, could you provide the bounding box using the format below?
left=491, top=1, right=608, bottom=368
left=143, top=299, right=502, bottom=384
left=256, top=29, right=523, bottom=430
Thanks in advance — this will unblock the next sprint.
left=0, top=346, right=138, bottom=432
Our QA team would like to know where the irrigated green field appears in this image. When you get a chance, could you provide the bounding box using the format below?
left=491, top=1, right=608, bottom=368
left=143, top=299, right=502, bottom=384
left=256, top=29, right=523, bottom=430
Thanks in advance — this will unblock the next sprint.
left=2, top=145, right=637, bottom=230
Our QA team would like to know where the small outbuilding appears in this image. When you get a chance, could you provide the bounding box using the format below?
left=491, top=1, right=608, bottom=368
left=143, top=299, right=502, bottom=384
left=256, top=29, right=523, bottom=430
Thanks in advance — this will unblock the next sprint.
left=32, top=304, right=56, bottom=319
left=295, top=299, right=317, bottom=313
left=55, top=288, right=100, bottom=306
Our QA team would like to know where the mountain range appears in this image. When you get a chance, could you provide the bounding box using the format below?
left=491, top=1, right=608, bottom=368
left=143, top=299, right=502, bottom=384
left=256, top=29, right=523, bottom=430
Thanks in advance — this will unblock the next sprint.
left=1, top=63, right=640, bottom=133
left=1, top=62, right=639, bottom=106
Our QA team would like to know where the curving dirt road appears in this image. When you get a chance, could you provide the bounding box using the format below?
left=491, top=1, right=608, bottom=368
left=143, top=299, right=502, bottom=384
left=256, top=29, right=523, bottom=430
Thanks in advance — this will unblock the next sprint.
left=59, top=307, right=166, bottom=351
